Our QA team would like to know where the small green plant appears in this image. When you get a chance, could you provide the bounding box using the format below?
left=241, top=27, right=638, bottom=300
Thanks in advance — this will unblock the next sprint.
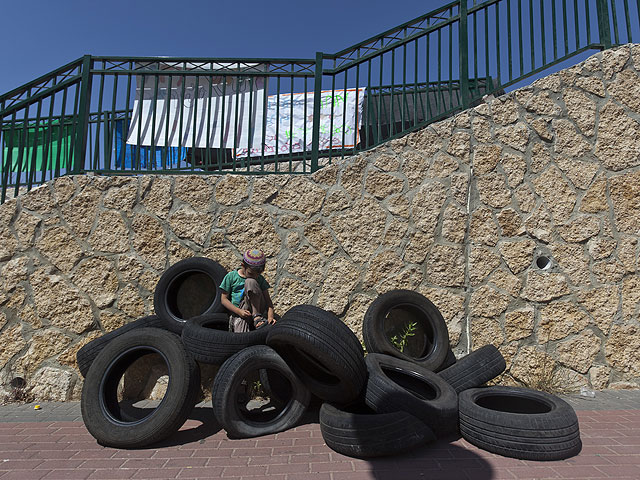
left=389, top=321, right=417, bottom=353
left=248, top=380, right=266, bottom=400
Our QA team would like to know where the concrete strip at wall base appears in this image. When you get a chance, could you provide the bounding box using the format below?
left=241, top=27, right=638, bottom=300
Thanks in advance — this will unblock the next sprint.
left=0, top=44, right=639, bottom=402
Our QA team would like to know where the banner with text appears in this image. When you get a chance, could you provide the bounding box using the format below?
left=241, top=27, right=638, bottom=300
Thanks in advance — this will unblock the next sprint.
left=236, top=87, right=365, bottom=157
left=127, top=69, right=266, bottom=150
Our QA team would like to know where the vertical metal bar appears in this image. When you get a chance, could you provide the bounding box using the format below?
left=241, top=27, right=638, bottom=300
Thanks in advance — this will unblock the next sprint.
left=122, top=65, right=133, bottom=172
left=574, top=0, right=581, bottom=48
left=530, top=0, right=536, bottom=71
left=219, top=74, right=227, bottom=171
left=437, top=28, right=443, bottom=114
left=378, top=53, right=384, bottom=142
left=624, top=0, right=633, bottom=43
left=260, top=72, right=268, bottom=171
left=562, top=0, right=570, bottom=55
left=341, top=69, right=348, bottom=160
left=107, top=74, right=118, bottom=171
left=303, top=74, right=309, bottom=171
left=311, top=52, right=323, bottom=173
left=73, top=55, right=92, bottom=174
left=178, top=72, right=187, bottom=170
left=230, top=74, right=240, bottom=171
left=289, top=74, right=295, bottom=171
left=496, top=2, right=502, bottom=82
left=426, top=33, right=431, bottom=120
left=448, top=11, right=454, bottom=111
left=402, top=43, right=408, bottom=134
left=328, top=67, right=336, bottom=164
left=552, top=0, right=559, bottom=59
left=365, top=56, right=373, bottom=148
left=610, top=0, right=621, bottom=44
left=540, top=0, right=547, bottom=64
left=27, top=101, right=43, bottom=190
left=205, top=68, right=213, bottom=169
left=274, top=75, right=281, bottom=172
left=42, top=89, right=57, bottom=182
left=390, top=48, right=396, bottom=137
left=1, top=114, right=18, bottom=203
left=150, top=72, right=160, bottom=171
left=586, top=0, right=592, bottom=43
left=413, top=39, right=419, bottom=128
left=507, top=0, right=514, bottom=80
left=518, top=0, right=525, bottom=75
left=135, top=74, right=145, bottom=170
left=354, top=62, right=361, bottom=155
left=194, top=74, right=202, bottom=172
left=55, top=87, right=69, bottom=177
left=15, top=106, right=30, bottom=197
left=163, top=73, right=172, bottom=170
left=460, top=0, right=470, bottom=109
left=93, top=73, right=105, bottom=171
left=472, top=9, right=479, bottom=98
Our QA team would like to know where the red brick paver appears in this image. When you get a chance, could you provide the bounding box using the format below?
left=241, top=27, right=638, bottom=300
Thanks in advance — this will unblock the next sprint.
left=0, top=409, right=638, bottom=479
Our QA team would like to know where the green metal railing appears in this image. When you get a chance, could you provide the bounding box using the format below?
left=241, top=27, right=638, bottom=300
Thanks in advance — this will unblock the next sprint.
left=1, top=0, right=638, bottom=202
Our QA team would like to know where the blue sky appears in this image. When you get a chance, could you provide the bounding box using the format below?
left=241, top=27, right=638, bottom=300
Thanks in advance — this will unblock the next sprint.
left=0, top=0, right=455, bottom=95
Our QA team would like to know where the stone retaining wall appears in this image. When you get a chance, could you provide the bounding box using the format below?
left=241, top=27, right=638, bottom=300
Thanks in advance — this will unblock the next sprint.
left=1, top=45, right=639, bottom=402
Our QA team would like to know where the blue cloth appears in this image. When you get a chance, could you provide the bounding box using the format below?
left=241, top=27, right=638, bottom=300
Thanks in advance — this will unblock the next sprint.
left=115, top=120, right=184, bottom=169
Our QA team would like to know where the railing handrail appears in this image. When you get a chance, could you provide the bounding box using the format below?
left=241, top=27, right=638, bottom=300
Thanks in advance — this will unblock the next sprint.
left=328, top=0, right=460, bottom=60
left=0, top=57, right=84, bottom=111
left=1, top=0, right=637, bottom=203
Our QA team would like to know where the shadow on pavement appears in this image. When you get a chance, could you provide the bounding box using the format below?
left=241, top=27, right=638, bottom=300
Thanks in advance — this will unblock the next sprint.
left=139, top=406, right=223, bottom=449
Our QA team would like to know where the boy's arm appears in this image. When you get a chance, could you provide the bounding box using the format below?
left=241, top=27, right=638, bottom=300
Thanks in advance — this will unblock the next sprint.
left=221, top=291, right=251, bottom=319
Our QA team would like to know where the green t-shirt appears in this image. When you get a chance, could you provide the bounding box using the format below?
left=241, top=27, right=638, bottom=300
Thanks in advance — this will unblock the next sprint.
left=219, top=269, right=270, bottom=307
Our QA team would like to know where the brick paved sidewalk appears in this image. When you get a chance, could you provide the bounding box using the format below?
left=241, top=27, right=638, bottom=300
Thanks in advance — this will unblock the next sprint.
left=0, top=390, right=638, bottom=480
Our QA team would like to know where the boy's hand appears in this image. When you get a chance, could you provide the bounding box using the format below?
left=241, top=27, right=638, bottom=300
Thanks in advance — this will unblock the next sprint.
left=238, top=309, right=252, bottom=320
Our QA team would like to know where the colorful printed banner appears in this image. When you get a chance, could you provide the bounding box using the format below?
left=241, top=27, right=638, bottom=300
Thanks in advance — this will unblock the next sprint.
left=236, top=88, right=365, bottom=157
left=127, top=64, right=266, bottom=150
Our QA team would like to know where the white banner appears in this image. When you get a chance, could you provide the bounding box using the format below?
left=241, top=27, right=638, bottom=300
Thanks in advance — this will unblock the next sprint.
left=236, top=87, right=365, bottom=157
left=127, top=66, right=265, bottom=149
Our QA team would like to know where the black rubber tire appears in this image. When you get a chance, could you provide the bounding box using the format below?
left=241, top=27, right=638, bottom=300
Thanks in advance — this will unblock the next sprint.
left=181, top=313, right=272, bottom=365
left=76, top=315, right=169, bottom=378
left=154, top=257, right=227, bottom=334
left=363, top=289, right=450, bottom=371
left=211, top=345, right=311, bottom=438
left=266, top=305, right=367, bottom=404
left=436, top=346, right=457, bottom=372
left=438, top=345, right=506, bottom=393
left=364, top=353, right=458, bottom=437
left=80, top=327, right=201, bottom=448
left=459, top=386, right=582, bottom=461
left=319, top=402, right=436, bottom=458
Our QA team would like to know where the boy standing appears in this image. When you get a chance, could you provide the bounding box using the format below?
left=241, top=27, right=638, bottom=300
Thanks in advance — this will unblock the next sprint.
left=220, top=248, right=276, bottom=332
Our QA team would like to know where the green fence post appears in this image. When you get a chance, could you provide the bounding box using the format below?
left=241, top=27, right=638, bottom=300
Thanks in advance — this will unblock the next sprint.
left=459, top=0, right=470, bottom=110
left=596, top=0, right=612, bottom=48
left=311, top=52, right=323, bottom=173
left=73, top=55, right=93, bottom=174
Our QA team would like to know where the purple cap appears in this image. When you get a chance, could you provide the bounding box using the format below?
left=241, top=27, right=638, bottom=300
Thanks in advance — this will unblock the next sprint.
left=243, top=249, right=266, bottom=268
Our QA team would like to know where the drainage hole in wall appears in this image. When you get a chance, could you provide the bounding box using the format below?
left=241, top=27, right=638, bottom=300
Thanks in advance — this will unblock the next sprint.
left=536, top=256, right=552, bottom=270
left=10, top=377, right=26, bottom=388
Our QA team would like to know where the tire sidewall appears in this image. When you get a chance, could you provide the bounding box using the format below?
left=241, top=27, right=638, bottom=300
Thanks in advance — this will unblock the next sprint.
left=212, top=345, right=310, bottom=438
left=81, top=327, right=199, bottom=448
left=154, top=257, right=227, bottom=333
left=363, top=289, right=449, bottom=370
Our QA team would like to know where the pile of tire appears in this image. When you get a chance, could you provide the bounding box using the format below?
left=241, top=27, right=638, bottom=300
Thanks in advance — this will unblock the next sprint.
left=77, top=257, right=582, bottom=461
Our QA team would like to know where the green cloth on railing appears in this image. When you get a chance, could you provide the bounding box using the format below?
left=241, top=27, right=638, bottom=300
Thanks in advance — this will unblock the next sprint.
left=1, top=121, right=74, bottom=172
